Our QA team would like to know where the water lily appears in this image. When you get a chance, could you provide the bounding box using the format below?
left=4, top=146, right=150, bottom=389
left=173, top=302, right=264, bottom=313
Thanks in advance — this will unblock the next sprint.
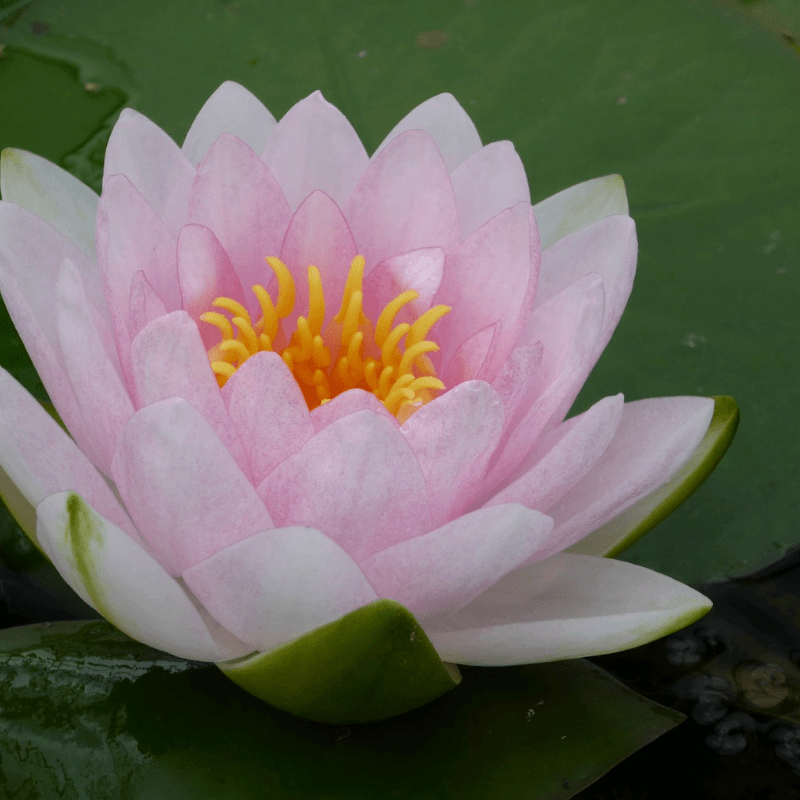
left=0, top=82, right=719, bottom=711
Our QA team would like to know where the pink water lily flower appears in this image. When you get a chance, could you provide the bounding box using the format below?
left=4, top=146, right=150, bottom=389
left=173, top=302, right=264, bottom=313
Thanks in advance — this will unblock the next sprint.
left=0, top=82, right=714, bottom=672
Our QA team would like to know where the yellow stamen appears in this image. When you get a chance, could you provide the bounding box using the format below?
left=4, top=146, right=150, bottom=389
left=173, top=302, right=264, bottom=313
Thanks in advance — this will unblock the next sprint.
left=232, top=316, right=259, bottom=354
left=397, top=340, right=439, bottom=377
left=307, top=266, right=325, bottom=334
left=375, top=290, right=417, bottom=348
left=385, top=387, right=415, bottom=416
left=252, top=285, right=278, bottom=342
left=381, top=322, right=410, bottom=369
left=377, top=365, right=395, bottom=398
left=312, top=335, right=331, bottom=368
left=199, top=311, right=233, bottom=341
left=334, top=256, right=367, bottom=325
left=200, top=253, right=451, bottom=420
left=213, top=297, right=251, bottom=327
left=265, top=257, right=295, bottom=317
left=407, top=304, right=451, bottom=350
left=211, top=361, right=236, bottom=387
left=219, top=339, right=251, bottom=363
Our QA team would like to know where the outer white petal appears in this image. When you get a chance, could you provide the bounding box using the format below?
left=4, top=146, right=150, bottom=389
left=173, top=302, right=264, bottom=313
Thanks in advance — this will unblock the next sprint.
left=425, top=553, right=711, bottom=665
left=534, top=174, right=629, bottom=250
left=36, top=491, right=251, bottom=663
left=183, top=527, right=379, bottom=653
left=373, top=93, right=482, bottom=171
left=0, top=148, right=98, bottom=263
left=182, top=81, right=278, bottom=165
left=0, top=365, right=139, bottom=546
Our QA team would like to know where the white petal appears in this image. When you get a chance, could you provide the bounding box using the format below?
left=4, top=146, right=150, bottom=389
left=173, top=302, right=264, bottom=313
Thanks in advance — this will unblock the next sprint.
left=374, top=93, right=482, bottom=171
left=36, top=491, right=251, bottom=662
left=0, top=148, right=98, bottom=264
left=182, top=81, right=278, bottom=165
left=425, top=553, right=711, bottom=665
left=0, top=365, right=139, bottom=546
left=534, top=174, right=629, bottom=250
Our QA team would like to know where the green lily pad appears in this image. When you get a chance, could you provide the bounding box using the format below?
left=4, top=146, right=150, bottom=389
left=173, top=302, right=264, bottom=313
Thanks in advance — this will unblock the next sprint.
left=569, top=395, right=740, bottom=558
left=220, top=599, right=461, bottom=724
left=0, top=0, right=795, bottom=588
left=0, top=620, right=684, bottom=799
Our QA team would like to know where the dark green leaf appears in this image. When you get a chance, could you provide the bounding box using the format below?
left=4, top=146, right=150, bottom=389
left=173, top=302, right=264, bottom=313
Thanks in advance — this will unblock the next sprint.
left=0, top=621, right=684, bottom=799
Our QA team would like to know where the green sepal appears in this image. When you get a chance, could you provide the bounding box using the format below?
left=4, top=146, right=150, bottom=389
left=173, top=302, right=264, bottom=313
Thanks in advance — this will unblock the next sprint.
left=568, top=395, right=740, bottom=558
left=219, top=598, right=461, bottom=724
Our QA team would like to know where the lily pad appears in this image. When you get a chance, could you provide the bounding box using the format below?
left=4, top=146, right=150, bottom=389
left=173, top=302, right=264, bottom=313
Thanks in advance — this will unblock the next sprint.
left=0, top=620, right=684, bottom=799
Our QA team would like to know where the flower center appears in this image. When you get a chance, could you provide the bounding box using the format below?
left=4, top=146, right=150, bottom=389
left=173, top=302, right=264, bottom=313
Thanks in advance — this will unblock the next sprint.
left=200, top=255, right=450, bottom=422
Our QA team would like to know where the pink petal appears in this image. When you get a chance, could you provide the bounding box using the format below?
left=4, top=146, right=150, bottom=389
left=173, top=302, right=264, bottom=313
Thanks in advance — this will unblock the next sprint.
left=489, top=342, right=543, bottom=428
left=451, top=141, right=531, bottom=240
left=36, top=491, right=250, bottom=662
left=189, top=133, right=291, bottom=311
left=176, top=223, right=247, bottom=351
left=436, top=202, right=539, bottom=381
left=485, top=394, right=624, bottom=512
left=482, top=274, right=605, bottom=494
left=257, top=410, right=431, bottom=562
left=0, top=205, right=103, bottom=467
left=533, top=396, right=715, bottom=560
left=57, top=258, right=135, bottom=475
left=130, top=311, right=252, bottom=480
left=361, top=504, right=553, bottom=622
left=129, top=270, right=168, bottom=343
left=97, top=175, right=181, bottom=389
left=98, top=174, right=181, bottom=311
left=344, top=130, right=460, bottom=270
left=110, top=398, right=273, bottom=575
left=262, top=91, right=369, bottom=211
left=362, top=247, right=444, bottom=324
left=400, top=381, right=504, bottom=525
left=374, top=93, right=482, bottom=172
left=103, top=108, right=195, bottom=236
left=535, top=215, right=637, bottom=368
left=183, top=526, right=379, bottom=653
left=0, top=366, right=140, bottom=546
left=441, top=323, right=497, bottom=387
left=220, top=351, right=315, bottom=486
left=308, top=388, right=397, bottom=433
left=182, top=81, right=278, bottom=166
left=278, top=190, right=358, bottom=331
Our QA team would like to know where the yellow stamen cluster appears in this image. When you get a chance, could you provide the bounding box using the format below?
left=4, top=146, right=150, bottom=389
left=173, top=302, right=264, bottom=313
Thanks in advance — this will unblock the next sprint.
left=199, top=255, right=450, bottom=421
